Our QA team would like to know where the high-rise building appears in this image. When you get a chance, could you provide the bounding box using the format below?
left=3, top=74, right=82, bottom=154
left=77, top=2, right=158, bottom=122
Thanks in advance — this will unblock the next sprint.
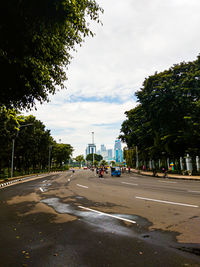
left=114, top=139, right=123, bottom=162
left=107, top=149, right=113, bottom=160
left=85, top=143, right=96, bottom=157
left=101, top=144, right=106, bottom=153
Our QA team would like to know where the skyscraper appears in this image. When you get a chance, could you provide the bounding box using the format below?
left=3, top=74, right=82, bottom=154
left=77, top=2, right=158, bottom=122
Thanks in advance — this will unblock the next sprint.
left=107, top=149, right=113, bottom=160
left=101, top=144, right=106, bottom=153
left=85, top=144, right=96, bottom=157
left=114, top=139, right=123, bottom=162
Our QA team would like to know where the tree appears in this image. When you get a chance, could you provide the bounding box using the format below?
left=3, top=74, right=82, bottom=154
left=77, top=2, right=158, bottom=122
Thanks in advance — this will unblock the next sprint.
left=120, top=55, right=200, bottom=164
left=136, top=55, right=200, bottom=158
left=100, top=160, right=108, bottom=166
left=0, top=107, right=23, bottom=171
left=0, top=0, right=103, bottom=109
left=93, top=160, right=98, bottom=167
left=86, top=153, right=103, bottom=162
left=75, top=155, right=85, bottom=167
left=52, top=144, right=73, bottom=167
left=14, top=115, right=54, bottom=171
left=110, top=160, right=116, bottom=166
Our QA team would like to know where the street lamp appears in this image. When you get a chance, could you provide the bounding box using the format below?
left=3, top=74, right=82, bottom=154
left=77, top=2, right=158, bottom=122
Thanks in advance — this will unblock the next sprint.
left=11, top=123, right=33, bottom=178
left=92, top=132, right=94, bottom=166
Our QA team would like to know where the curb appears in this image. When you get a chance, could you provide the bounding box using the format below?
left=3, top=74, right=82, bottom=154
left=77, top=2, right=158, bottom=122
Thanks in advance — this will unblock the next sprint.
left=131, top=170, right=200, bottom=181
left=0, top=171, right=65, bottom=189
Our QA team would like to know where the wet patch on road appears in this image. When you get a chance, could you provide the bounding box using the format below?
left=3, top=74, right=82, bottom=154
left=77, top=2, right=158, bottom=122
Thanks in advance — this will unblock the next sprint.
left=41, top=197, right=142, bottom=237
left=40, top=196, right=200, bottom=261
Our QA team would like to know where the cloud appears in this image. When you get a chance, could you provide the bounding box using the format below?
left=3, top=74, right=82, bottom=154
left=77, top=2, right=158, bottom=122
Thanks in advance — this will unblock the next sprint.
left=25, top=0, right=200, bottom=156
left=26, top=99, right=136, bottom=156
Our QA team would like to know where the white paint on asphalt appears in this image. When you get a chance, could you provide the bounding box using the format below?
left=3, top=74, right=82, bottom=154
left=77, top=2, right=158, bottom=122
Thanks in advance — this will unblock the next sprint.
left=39, top=187, right=44, bottom=192
left=121, top=182, right=138, bottom=186
left=130, top=177, right=138, bottom=180
left=188, top=191, right=200, bottom=194
left=158, top=180, right=177, bottom=184
left=78, top=206, right=136, bottom=224
left=77, top=184, right=88, bottom=189
left=136, top=196, right=199, bottom=208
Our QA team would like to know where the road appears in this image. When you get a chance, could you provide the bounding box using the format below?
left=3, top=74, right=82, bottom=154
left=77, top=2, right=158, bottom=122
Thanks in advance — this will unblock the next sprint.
left=0, top=169, right=200, bottom=267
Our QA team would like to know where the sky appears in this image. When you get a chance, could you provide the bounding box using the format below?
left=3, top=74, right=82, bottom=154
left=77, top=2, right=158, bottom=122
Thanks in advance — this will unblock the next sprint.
left=25, top=0, right=200, bottom=157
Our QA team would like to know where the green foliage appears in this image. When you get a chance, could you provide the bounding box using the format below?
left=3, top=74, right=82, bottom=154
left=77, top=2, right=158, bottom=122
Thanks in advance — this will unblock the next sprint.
left=93, top=160, right=98, bottom=167
left=120, top=55, right=200, bottom=161
left=0, top=0, right=103, bottom=109
left=100, top=160, right=108, bottom=166
left=75, top=155, right=85, bottom=163
left=123, top=148, right=135, bottom=168
left=52, top=143, right=73, bottom=167
left=0, top=109, right=73, bottom=177
left=86, top=153, right=103, bottom=162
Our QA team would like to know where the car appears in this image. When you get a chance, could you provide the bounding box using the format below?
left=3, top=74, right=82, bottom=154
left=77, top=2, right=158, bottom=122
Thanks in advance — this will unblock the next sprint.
left=83, top=166, right=88, bottom=170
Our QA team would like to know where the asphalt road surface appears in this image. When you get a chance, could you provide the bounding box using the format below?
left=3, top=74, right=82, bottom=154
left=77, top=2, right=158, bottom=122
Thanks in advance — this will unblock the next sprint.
left=0, top=169, right=200, bottom=267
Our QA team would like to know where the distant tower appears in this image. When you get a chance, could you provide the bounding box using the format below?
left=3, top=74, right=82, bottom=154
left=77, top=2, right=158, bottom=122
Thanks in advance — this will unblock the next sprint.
left=114, top=139, right=123, bottom=162
left=101, top=144, right=106, bottom=153
left=85, top=144, right=96, bottom=157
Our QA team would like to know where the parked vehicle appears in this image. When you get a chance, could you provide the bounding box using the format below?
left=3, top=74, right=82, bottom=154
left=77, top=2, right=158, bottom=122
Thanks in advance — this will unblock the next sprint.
left=111, top=167, right=121, bottom=177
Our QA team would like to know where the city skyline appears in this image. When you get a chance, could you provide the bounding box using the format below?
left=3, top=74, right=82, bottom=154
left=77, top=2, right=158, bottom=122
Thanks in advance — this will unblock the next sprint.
left=85, top=139, right=124, bottom=162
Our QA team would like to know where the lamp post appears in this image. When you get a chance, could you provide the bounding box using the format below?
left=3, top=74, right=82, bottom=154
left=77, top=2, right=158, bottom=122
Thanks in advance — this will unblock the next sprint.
left=11, top=123, right=33, bottom=178
left=92, top=132, right=94, bottom=166
left=48, top=145, right=53, bottom=172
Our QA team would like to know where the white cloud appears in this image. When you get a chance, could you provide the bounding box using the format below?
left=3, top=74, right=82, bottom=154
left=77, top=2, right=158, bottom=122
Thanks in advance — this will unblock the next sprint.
left=26, top=99, right=136, bottom=156
left=25, top=0, right=200, bottom=156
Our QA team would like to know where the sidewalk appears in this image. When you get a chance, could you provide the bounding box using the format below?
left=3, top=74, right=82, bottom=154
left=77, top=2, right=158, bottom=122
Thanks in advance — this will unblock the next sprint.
left=131, top=169, right=200, bottom=181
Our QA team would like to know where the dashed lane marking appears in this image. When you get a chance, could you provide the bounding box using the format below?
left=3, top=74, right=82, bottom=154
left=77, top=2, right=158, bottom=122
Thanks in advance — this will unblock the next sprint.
left=121, top=182, right=138, bottom=186
left=136, top=196, right=198, bottom=208
left=77, top=184, right=89, bottom=189
left=158, top=180, right=177, bottom=184
left=188, top=191, right=200, bottom=194
left=78, top=206, right=136, bottom=224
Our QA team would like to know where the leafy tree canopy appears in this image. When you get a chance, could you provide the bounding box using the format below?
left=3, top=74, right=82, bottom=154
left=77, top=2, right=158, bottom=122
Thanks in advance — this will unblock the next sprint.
left=75, top=155, right=85, bottom=163
left=120, top=55, right=200, bottom=160
left=0, top=0, right=103, bottom=110
left=86, top=153, right=102, bottom=162
left=52, top=143, right=73, bottom=167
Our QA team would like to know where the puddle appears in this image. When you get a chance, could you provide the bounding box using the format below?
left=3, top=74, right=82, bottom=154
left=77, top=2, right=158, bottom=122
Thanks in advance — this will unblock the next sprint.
left=40, top=197, right=200, bottom=259
left=41, top=198, right=139, bottom=236
left=39, top=182, right=52, bottom=193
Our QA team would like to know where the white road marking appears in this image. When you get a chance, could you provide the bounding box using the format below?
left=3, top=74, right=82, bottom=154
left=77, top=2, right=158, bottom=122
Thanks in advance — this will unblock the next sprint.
left=78, top=206, right=136, bottom=224
left=136, top=196, right=198, bottom=208
left=121, top=182, right=138, bottom=186
left=39, top=187, right=44, bottom=192
left=130, top=177, right=138, bottom=180
left=188, top=191, right=200, bottom=194
left=77, top=184, right=88, bottom=189
left=158, top=180, right=177, bottom=184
